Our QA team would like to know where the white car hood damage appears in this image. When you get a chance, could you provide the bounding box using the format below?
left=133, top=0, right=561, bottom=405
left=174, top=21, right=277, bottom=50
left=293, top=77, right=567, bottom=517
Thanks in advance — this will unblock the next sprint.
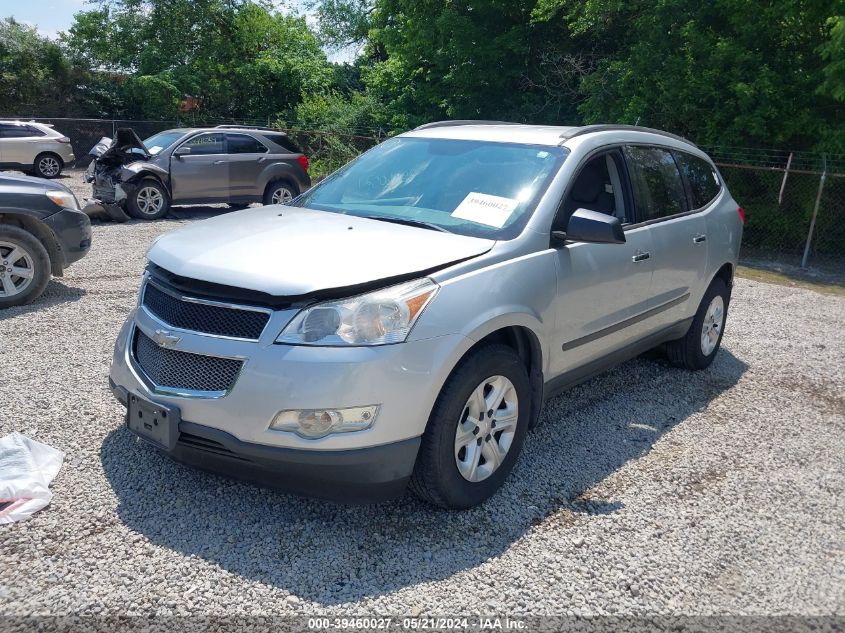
left=147, top=206, right=495, bottom=296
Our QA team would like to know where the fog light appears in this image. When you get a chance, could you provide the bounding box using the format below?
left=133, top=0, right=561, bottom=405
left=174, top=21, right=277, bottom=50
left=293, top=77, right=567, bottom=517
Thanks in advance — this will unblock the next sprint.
left=270, top=406, right=380, bottom=439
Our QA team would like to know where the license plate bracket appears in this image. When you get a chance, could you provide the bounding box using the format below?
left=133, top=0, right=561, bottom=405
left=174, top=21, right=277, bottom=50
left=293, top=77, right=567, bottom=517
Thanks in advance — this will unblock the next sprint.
left=126, top=391, right=180, bottom=451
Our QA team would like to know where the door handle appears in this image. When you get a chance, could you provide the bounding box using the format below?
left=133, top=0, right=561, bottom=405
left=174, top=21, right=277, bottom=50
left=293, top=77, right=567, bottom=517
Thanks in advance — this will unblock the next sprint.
left=632, top=251, right=651, bottom=262
left=213, top=160, right=225, bottom=165
left=693, top=234, right=707, bottom=244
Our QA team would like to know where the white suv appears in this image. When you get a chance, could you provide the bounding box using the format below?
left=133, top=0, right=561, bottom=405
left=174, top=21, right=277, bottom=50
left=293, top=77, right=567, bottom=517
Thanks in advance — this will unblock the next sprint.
left=0, top=121, right=75, bottom=178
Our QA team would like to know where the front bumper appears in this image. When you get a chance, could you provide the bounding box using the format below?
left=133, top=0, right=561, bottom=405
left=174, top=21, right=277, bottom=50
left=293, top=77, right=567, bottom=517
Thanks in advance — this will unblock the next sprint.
left=109, top=298, right=474, bottom=501
left=43, top=207, right=92, bottom=267
left=110, top=379, right=419, bottom=502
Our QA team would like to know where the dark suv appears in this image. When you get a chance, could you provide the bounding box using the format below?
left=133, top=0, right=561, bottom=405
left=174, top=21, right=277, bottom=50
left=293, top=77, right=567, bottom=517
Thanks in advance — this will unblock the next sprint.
left=85, top=126, right=311, bottom=220
left=0, top=172, right=92, bottom=308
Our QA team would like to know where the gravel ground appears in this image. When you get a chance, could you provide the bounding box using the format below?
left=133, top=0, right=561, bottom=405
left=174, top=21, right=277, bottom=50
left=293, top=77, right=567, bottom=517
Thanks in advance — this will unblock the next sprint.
left=0, top=170, right=843, bottom=618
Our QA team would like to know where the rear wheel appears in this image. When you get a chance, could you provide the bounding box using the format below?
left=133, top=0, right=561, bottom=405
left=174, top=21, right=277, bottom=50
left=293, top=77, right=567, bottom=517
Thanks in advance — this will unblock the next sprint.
left=666, top=277, right=730, bottom=370
left=127, top=179, right=170, bottom=220
left=263, top=180, right=298, bottom=206
left=34, top=153, right=63, bottom=179
left=410, top=344, right=531, bottom=509
left=0, top=225, right=51, bottom=309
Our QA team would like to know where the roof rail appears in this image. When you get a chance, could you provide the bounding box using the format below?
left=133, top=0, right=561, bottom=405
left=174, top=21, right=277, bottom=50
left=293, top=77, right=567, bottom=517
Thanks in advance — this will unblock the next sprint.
left=560, top=124, right=697, bottom=147
left=213, top=124, right=286, bottom=133
left=414, top=120, right=522, bottom=131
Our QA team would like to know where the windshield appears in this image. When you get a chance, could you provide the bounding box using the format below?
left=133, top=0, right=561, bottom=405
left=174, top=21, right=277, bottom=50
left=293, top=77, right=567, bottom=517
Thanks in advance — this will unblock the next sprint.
left=292, top=137, right=568, bottom=239
left=143, top=130, right=185, bottom=155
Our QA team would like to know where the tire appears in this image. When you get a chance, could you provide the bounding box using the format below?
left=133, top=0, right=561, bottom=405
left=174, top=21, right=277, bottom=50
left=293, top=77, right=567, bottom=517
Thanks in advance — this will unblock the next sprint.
left=33, top=153, right=63, bottom=179
left=0, top=225, right=51, bottom=309
left=263, top=179, right=299, bottom=206
left=126, top=178, right=170, bottom=220
left=227, top=202, right=250, bottom=210
left=666, top=277, right=730, bottom=370
left=410, top=344, right=531, bottom=509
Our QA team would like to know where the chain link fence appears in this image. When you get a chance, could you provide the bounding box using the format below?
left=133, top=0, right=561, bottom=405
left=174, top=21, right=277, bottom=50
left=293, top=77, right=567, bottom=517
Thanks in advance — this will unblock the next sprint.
left=704, top=147, right=845, bottom=279
left=4, top=116, right=842, bottom=278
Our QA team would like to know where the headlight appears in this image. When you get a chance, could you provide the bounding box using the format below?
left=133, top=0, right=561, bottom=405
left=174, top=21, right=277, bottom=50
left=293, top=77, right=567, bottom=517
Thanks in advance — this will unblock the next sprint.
left=45, top=190, right=79, bottom=210
left=270, top=406, right=380, bottom=439
left=277, top=278, right=438, bottom=346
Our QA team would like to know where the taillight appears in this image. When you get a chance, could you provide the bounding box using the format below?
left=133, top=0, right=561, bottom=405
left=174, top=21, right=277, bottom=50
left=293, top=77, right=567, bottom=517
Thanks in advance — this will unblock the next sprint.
left=737, top=206, right=746, bottom=224
left=57, top=136, right=71, bottom=144
left=297, top=155, right=309, bottom=172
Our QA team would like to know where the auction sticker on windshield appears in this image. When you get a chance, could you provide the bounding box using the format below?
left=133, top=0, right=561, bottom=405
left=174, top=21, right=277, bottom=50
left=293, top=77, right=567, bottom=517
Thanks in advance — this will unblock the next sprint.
left=451, top=192, right=518, bottom=228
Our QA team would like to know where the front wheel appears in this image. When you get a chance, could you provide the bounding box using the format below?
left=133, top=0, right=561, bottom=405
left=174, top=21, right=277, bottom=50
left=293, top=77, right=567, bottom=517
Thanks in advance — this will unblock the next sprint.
left=410, top=344, right=531, bottom=509
left=0, top=225, right=51, bottom=309
left=666, top=277, right=730, bottom=370
left=126, top=179, right=170, bottom=220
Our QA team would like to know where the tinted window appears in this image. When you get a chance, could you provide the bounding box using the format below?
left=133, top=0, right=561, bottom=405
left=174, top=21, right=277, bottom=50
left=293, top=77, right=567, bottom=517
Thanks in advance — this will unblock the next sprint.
left=226, top=134, right=267, bottom=154
left=263, top=133, right=301, bottom=153
left=0, top=124, right=42, bottom=138
left=182, top=133, right=224, bottom=155
left=675, top=151, right=721, bottom=209
left=625, top=146, right=687, bottom=221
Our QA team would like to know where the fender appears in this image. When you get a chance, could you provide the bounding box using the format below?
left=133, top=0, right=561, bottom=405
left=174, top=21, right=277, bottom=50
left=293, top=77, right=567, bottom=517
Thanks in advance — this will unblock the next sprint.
left=0, top=209, right=64, bottom=275
left=120, top=162, right=170, bottom=187
left=258, top=162, right=306, bottom=192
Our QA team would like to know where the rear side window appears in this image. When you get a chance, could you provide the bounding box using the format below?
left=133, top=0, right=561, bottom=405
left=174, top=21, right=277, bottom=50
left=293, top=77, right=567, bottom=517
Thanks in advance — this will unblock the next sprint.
left=0, top=124, right=43, bottom=138
left=675, top=151, right=721, bottom=209
left=182, top=133, right=224, bottom=155
left=624, top=146, right=687, bottom=221
left=263, top=133, right=301, bottom=154
left=226, top=134, right=267, bottom=154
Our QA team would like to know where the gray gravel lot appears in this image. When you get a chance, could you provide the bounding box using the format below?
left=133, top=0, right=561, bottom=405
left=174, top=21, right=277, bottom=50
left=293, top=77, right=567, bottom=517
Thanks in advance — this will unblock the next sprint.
left=0, top=170, right=843, bottom=617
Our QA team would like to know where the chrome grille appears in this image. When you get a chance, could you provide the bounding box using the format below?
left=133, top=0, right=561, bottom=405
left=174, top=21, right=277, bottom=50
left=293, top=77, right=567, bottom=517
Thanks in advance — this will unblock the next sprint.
left=133, top=329, right=243, bottom=394
left=142, top=281, right=270, bottom=340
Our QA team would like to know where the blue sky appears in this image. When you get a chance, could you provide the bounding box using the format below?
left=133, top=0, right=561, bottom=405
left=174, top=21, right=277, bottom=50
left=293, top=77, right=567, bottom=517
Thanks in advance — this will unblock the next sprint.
left=0, top=0, right=355, bottom=61
left=0, top=0, right=88, bottom=39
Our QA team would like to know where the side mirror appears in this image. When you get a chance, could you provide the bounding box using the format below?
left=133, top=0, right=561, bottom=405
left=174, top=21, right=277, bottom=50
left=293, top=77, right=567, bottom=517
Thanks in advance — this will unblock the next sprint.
left=553, top=208, right=626, bottom=245
left=173, top=146, right=191, bottom=157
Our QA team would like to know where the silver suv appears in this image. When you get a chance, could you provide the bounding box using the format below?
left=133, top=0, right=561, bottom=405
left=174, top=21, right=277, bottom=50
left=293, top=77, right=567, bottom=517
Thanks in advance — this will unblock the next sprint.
left=109, top=122, right=743, bottom=508
left=0, top=120, right=75, bottom=179
left=86, top=126, right=311, bottom=220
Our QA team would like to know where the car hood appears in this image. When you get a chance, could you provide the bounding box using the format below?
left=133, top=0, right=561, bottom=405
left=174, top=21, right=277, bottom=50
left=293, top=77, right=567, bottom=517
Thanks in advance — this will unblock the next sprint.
left=0, top=171, right=72, bottom=194
left=147, top=206, right=495, bottom=297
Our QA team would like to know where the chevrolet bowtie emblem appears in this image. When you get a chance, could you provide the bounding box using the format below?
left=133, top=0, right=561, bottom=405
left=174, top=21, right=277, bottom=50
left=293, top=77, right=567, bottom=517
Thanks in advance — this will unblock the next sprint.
left=152, top=329, right=181, bottom=348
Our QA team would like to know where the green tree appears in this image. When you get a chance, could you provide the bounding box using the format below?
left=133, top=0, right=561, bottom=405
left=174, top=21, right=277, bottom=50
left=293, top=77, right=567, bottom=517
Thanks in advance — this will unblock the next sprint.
left=62, top=0, right=334, bottom=120
left=820, top=15, right=845, bottom=101
left=533, top=0, right=845, bottom=150
left=0, top=18, right=77, bottom=115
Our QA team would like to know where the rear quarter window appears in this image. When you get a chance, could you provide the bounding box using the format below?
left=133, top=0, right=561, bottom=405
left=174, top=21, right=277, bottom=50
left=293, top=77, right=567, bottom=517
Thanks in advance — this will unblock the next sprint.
left=263, top=133, right=301, bottom=154
left=675, top=151, right=722, bottom=209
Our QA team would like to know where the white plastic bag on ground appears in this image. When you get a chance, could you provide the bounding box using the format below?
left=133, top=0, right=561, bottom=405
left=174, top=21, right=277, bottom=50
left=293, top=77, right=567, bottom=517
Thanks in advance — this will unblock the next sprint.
left=0, top=433, right=64, bottom=524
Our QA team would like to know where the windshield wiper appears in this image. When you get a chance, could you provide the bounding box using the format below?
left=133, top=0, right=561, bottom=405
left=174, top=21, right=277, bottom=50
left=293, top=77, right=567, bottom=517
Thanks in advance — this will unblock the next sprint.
left=361, top=215, right=451, bottom=233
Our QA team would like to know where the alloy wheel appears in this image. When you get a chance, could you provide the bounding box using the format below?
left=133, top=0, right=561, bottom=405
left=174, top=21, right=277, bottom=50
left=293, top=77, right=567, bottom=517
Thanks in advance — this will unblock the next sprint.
left=38, top=156, right=60, bottom=177
left=0, top=240, right=36, bottom=298
left=700, top=295, right=725, bottom=356
left=136, top=186, right=164, bottom=216
left=271, top=186, right=293, bottom=205
left=454, top=375, right=519, bottom=482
